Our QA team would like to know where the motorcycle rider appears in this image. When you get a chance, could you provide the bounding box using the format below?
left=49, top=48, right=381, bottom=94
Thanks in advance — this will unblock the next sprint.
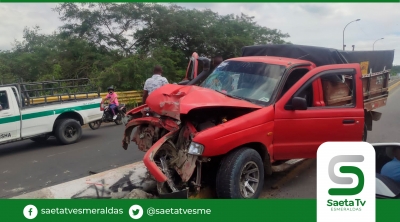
left=102, top=86, right=119, bottom=120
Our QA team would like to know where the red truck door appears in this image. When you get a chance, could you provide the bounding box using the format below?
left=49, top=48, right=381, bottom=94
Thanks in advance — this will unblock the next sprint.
left=183, top=52, right=199, bottom=81
left=273, top=64, right=364, bottom=160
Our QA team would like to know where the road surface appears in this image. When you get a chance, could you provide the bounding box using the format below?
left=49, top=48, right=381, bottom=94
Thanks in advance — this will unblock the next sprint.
left=0, top=124, right=143, bottom=198
left=1, top=81, right=399, bottom=198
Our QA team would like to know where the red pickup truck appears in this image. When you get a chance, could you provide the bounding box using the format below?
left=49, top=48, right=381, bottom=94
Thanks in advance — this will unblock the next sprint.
left=122, top=44, right=394, bottom=199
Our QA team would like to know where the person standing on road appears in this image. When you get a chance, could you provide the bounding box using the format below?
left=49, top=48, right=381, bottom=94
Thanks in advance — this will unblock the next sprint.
left=142, top=65, right=169, bottom=104
left=102, top=86, right=119, bottom=120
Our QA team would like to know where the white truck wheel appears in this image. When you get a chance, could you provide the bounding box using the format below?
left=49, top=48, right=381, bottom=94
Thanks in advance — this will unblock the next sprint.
left=55, top=119, right=82, bottom=145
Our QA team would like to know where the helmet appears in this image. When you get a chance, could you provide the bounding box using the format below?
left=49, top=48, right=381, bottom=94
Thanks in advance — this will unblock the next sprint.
left=107, top=86, right=114, bottom=91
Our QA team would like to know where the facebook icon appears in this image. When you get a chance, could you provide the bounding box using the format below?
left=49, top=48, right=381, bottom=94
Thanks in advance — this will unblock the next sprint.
left=23, top=205, right=38, bottom=219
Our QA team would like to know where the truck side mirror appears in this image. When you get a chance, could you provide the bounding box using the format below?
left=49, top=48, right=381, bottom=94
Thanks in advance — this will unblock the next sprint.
left=292, top=97, right=307, bottom=110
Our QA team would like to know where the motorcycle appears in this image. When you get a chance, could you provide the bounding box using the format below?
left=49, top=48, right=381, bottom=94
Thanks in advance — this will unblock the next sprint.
left=89, top=103, right=127, bottom=130
left=372, top=142, right=400, bottom=199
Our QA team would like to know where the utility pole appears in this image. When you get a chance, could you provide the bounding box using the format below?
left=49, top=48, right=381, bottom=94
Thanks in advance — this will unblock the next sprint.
left=373, top=38, right=384, bottom=51
left=343, top=19, right=360, bottom=51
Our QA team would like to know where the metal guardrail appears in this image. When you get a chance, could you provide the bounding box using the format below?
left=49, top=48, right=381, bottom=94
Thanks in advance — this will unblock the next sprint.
left=100, top=91, right=143, bottom=105
left=389, top=79, right=400, bottom=92
left=28, top=91, right=143, bottom=105
left=22, top=76, right=400, bottom=106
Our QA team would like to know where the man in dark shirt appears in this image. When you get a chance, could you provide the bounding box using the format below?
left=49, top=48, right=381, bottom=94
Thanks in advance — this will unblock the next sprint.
left=211, top=55, right=223, bottom=72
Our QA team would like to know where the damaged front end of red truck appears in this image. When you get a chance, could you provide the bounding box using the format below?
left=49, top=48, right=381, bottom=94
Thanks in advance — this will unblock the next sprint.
left=122, top=83, right=262, bottom=198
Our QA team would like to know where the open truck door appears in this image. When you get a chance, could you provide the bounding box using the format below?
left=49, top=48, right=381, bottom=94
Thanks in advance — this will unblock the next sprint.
left=179, top=52, right=212, bottom=86
left=273, top=64, right=365, bottom=160
left=178, top=52, right=199, bottom=85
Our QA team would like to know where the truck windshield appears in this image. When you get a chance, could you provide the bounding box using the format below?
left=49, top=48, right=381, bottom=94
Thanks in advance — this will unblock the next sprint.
left=200, top=60, right=286, bottom=106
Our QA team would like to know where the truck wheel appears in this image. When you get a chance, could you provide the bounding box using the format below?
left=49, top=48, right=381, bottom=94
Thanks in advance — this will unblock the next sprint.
left=362, top=124, right=367, bottom=142
left=216, top=148, right=264, bottom=199
left=31, top=134, right=50, bottom=143
left=55, top=119, right=82, bottom=145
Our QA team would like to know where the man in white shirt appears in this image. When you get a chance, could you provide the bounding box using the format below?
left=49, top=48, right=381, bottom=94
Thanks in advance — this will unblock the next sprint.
left=142, top=65, right=169, bottom=104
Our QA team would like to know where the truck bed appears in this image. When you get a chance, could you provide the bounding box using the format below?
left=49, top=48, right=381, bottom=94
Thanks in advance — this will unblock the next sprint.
left=21, top=93, right=100, bottom=109
left=1, top=78, right=101, bottom=109
left=322, top=72, right=389, bottom=111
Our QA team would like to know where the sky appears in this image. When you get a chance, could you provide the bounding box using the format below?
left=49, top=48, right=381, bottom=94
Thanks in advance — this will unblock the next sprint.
left=0, top=3, right=399, bottom=64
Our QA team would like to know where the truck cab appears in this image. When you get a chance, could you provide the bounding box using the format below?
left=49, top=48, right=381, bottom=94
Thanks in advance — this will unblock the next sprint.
left=0, top=87, right=21, bottom=143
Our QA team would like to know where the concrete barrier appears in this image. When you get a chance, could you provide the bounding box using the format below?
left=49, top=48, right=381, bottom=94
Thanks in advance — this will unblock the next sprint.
left=12, top=161, right=155, bottom=199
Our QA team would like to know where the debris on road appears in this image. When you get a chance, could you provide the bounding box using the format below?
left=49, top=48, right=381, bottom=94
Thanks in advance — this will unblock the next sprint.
left=123, top=189, right=156, bottom=199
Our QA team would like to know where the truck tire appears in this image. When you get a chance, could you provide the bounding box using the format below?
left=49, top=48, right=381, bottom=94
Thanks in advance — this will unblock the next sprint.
left=31, top=134, right=50, bottom=143
left=216, top=148, right=264, bottom=199
left=54, top=119, right=82, bottom=145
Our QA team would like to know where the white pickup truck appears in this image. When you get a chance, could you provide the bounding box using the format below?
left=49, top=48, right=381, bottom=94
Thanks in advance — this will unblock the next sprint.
left=0, top=78, right=103, bottom=145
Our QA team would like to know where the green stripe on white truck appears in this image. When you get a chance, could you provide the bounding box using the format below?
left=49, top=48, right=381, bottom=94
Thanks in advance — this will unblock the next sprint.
left=0, top=115, right=20, bottom=125
left=0, top=103, right=100, bottom=125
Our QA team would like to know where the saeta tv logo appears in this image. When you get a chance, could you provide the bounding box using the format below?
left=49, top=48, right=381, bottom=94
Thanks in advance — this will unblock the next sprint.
left=317, top=142, right=375, bottom=222
left=328, top=155, right=364, bottom=196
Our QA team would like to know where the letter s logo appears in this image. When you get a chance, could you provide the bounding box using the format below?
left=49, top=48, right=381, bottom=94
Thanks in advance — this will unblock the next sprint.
left=328, top=155, right=364, bottom=196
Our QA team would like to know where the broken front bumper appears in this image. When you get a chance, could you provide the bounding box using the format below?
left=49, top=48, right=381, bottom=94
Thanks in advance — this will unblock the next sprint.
left=122, top=116, right=180, bottom=183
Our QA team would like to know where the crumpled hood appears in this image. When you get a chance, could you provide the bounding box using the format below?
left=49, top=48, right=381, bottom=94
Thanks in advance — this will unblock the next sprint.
left=146, top=84, right=262, bottom=120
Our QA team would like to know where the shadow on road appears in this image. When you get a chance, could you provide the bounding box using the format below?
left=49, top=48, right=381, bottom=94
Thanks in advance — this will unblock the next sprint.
left=0, top=134, right=100, bottom=157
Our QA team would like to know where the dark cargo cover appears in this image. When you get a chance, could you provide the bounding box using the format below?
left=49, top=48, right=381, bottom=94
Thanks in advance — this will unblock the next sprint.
left=241, top=44, right=394, bottom=75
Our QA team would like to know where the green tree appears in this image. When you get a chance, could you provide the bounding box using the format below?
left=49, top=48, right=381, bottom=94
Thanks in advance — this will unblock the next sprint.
left=54, top=3, right=290, bottom=66
left=0, top=26, right=119, bottom=83
left=54, top=3, right=148, bottom=55
left=97, top=45, right=186, bottom=91
left=2, top=3, right=292, bottom=93
left=134, top=4, right=291, bottom=61
left=391, top=65, right=400, bottom=76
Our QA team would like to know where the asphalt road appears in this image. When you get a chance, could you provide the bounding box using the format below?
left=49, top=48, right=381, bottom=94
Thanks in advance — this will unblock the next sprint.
left=0, top=123, right=143, bottom=198
left=262, top=84, right=400, bottom=199
left=1, top=81, right=399, bottom=199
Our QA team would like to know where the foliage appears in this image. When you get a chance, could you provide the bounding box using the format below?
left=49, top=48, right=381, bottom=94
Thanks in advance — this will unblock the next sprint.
left=1, top=3, right=291, bottom=91
left=97, top=45, right=185, bottom=91
left=135, top=5, right=290, bottom=61
left=391, top=65, right=400, bottom=76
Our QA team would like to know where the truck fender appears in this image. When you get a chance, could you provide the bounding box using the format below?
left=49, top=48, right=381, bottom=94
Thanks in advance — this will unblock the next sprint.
left=52, top=111, right=84, bottom=132
left=225, top=142, right=272, bottom=176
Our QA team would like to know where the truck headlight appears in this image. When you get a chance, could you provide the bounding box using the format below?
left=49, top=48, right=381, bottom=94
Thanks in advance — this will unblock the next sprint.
left=188, top=142, right=204, bottom=156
